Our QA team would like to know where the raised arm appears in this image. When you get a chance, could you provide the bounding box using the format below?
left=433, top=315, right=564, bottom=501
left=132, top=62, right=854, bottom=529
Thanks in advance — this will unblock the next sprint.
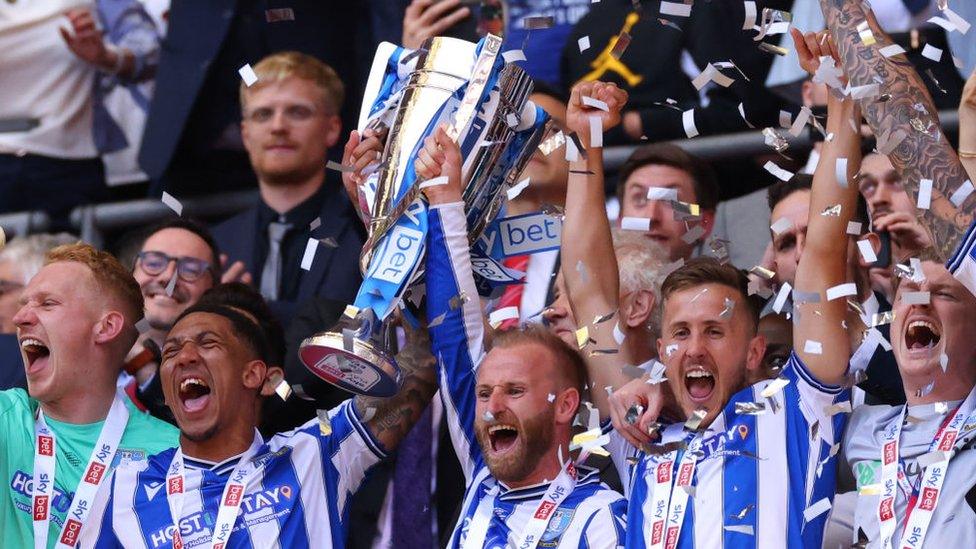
left=560, top=80, right=631, bottom=419
left=354, top=320, right=438, bottom=452
left=820, top=0, right=970, bottom=260
left=960, top=70, right=976, bottom=182
left=792, top=30, right=861, bottom=386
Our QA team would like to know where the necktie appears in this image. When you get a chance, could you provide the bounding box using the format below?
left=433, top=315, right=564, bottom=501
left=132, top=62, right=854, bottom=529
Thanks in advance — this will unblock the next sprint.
left=393, top=406, right=434, bottom=548
left=260, top=220, right=292, bottom=301
left=496, top=255, right=530, bottom=330
left=901, top=0, right=929, bottom=16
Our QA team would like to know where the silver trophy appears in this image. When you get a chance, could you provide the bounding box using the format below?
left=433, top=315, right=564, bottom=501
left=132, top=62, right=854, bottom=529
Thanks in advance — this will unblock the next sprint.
left=298, top=35, right=549, bottom=396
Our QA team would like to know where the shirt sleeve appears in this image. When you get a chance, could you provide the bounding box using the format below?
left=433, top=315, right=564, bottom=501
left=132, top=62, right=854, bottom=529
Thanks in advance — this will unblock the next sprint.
left=946, top=217, right=976, bottom=298
left=314, top=400, right=388, bottom=516
left=601, top=420, right=638, bottom=497
left=425, top=202, right=487, bottom=482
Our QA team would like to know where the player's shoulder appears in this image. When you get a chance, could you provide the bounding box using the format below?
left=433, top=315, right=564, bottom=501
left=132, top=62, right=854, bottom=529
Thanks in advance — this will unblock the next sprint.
left=0, top=387, right=34, bottom=419
left=571, top=466, right=626, bottom=507
left=844, top=403, right=900, bottom=456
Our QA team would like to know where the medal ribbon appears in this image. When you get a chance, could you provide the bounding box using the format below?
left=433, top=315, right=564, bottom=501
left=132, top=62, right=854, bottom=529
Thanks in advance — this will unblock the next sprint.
left=644, top=429, right=700, bottom=549
left=512, top=459, right=579, bottom=548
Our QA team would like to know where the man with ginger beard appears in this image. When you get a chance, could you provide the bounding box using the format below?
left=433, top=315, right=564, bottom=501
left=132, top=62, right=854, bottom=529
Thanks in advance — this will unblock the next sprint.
left=415, top=123, right=626, bottom=548
left=79, top=283, right=439, bottom=548
left=0, top=243, right=177, bottom=548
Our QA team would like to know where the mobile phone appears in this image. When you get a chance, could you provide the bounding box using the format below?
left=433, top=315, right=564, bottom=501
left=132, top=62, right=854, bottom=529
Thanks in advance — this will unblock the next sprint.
left=872, top=230, right=891, bottom=269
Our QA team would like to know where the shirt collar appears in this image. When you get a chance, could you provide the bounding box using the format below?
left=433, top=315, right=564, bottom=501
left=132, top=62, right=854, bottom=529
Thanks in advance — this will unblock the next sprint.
left=258, top=184, right=327, bottom=229
left=495, top=465, right=598, bottom=502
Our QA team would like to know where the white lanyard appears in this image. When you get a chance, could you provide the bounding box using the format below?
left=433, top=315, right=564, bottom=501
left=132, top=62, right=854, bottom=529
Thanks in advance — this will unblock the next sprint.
left=877, top=387, right=976, bottom=549
left=644, top=429, right=700, bottom=549
left=460, top=480, right=498, bottom=549
left=32, top=392, right=130, bottom=549
left=512, top=460, right=579, bottom=549
left=165, top=435, right=263, bottom=549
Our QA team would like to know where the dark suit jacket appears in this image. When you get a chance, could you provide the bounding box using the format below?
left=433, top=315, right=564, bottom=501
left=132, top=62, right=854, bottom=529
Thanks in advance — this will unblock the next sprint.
left=211, top=189, right=365, bottom=327
left=139, top=0, right=369, bottom=186
left=0, top=334, right=26, bottom=391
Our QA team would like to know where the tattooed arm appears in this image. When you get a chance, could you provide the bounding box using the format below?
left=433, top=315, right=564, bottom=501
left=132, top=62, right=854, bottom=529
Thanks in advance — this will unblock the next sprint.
left=355, top=322, right=438, bottom=452
left=820, top=0, right=971, bottom=261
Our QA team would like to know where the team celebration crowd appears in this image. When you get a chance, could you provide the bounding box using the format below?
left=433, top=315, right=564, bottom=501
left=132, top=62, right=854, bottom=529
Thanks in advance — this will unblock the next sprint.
left=2, top=0, right=976, bottom=547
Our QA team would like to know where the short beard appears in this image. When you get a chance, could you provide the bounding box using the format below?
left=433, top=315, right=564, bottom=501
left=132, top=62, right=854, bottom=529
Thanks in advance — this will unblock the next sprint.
left=258, top=163, right=322, bottom=188
left=476, top=406, right=555, bottom=484
left=180, top=424, right=219, bottom=443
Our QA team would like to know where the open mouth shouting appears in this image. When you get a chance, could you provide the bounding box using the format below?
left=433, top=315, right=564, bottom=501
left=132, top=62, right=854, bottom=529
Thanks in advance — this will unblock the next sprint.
left=20, top=337, right=50, bottom=375
left=487, top=424, right=519, bottom=455
left=903, top=319, right=941, bottom=356
left=685, top=367, right=715, bottom=403
left=178, top=376, right=212, bottom=414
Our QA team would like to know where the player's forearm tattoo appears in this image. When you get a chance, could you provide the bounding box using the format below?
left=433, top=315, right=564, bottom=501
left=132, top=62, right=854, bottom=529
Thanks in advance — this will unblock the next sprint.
left=820, top=0, right=972, bottom=261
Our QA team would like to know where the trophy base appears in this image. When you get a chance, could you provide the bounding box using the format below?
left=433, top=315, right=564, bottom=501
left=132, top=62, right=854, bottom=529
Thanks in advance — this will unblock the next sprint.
left=299, top=332, right=401, bottom=397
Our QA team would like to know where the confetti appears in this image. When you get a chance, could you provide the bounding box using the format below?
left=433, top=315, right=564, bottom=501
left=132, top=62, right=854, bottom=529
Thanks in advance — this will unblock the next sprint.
left=803, top=340, right=823, bottom=354
left=482, top=411, right=495, bottom=422
left=488, top=306, right=519, bottom=328
left=507, top=177, right=531, bottom=200
left=621, top=217, right=651, bottom=231
left=738, top=103, right=755, bottom=128
left=692, top=64, right=735, bottom=91
left=612, top=321, right=626, bottom=345
left=165, top=272, right=178, bottom=296
left=578, top=35, right=591, bottom=52
left=665, top=343, right=678, bottom=357
left=682, top=109, right=699, bottom=138
left=856, top=21, right=876, bottom=45
left=522, top=15, right=554, bottom=29
left=274, top=377, right=292, bottom=401
left=763, top=127, right=789, bottom=154
left=161, top=191, right=183, bottom=216
left=735, top=402, right=766, bottom=415
left=625, top=404, right=645, bottom=425
left=750, top=265, right=775, bottom=280
left=316, top=409, right=333, bottom=436
left=537, top=130, right=565, bottom=155
left=821, top=204, right=842, bottom=217
left=760, top=376, right=790, bottom=398
left=609, top=31, right=632, bottom=59
left=757, top=42, right=788, bottom=56
left=361, top=407, right=377, bottom=422
left=772, top=282, right=792, bottom=314
left=265, top=8, right=295, bottom=22
left=565, top=134, right=580, bottom=162
left=876, top=128, right=908, bottom=155
left=921, top=43, right=943, bottom=62
left=917, top=450, right=950, bottom=469
left=823, top=401, right=852, bottom=416
left=914, top=178, right=934, bottom=209
left=943, top=7, right=971, bottom=34
left=879, top=44, right=907, bottom=58
left=778, top=110, right=792, bottom=129
left=428, top=311, right=448, bottom=328
left=300, top=238, right=318, bottom=271
left=848, top=83, right=880, bottom=100
left=940, top=352, right=949, bottom=372
left=742, top=1, right=757, bottom=30
left=547, top=393, right=556, bottom=403
left=319, top=236, right=338, bottom=248
left=238, top=64, right=258, bottom=87
left=660, top=1, right=691, bottom=17
left=719, top=297, right=735, bottom=320
left=826, top=283, right=857, bottom=301
left=916, top=380, right=936, bottom=398
left=949, top=180, right=974, bottom=207
left=788, top=106, right=812, bottom=137
left=845, top=221, right=862, bottom=236
left=770, top=216, right=792, bottom=235
left=450, top=292, right=470, bottom=309
left=135, top=317, right=151, bottom=334
left=502, top=50, right=526, bottom=63
left=792, top=290, right=820, bottom=303
left=869, top=311, right=894, bottom=328
left=575, top=326, right=590, bottom=349
left=646, top=187, right=678, bottom=201
left=582, top=96, right=610, bottom=112
left=763, top=161, right=794, bottom=182
left=684, top=409, right=708, bottom=430
left=723, top=525, right=755, bottom=536
left=419, top=175, right=449, bottom=189
left=927, top=16, right=958, bottom=33
left=589, top=115, right=603, bottom=148
left=681, top=224, right=706, bottom=244
left=857, top=239, right=877, bottom=263
left=309, top=217, right=321, bottom=232
left=803, top=497, right=832, bottom=523
left=901, top=291, right=930, bottom=305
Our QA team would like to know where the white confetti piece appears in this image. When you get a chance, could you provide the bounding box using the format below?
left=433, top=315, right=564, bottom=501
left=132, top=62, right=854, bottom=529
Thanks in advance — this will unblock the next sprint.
left=682, top=109, right=699, bottom=138
left=419, top=175, right=449, bottom=189
left=644, top=359, right=668, bottom=384
left=738, top=102, right=754, bottom=128
left=846, top=221, right=862, bottom=235
left=506, top=112, right=519, bottom=128
left=927, top=16, right=958, bottom=33
left=743, top=1, right=757, bottom=30
left=578, top=35, right=590, bottom=52
left=779, top=110, right=792, bottom=129
left=764, top=161, right=794, bottom=182
left=238, top=64, right=258, bottom=87
left=803, top=498, right=832, bottom=523
left=921, top=43, right=943, bottom=62
left=826, top=283, right=857, bottom=301
left=502, top=50, right=526, bottom=63
left=943, top=7, right=971, bottom=34
left=309, top=217, right=321, bottom=231
left=300, top=238, right=318, bottom=271
left=164, top=272, right=177, bottom=296
left=803, top=340, right=823, bottom=354
left=325, top=160, right=354, bottom=172
left=857, top=239, right=877, bottom=263
left=565, top=135, right=580, bottom=162
left=489, top=306, right=520, bottom=328
left=161, top=191, right=183, bottom=216
left=547, top=393, right=556, bottom=403
left=901, top=291, right=930, bottom=305
left=135, top=317, right=151, bottom=334
left=660, top=1, right=691, bottom=17
left=823, top=401, right=852, bottom=416
left=917, top=450, right=950, bottom=469
left=835, top=158, right=848, bottom=188
left=856, top=21, right=876, bottom=45
left=788, top=106, right=811, bottom=137
left=772, top=282, right=792, bottom=314
left=621, top=217, right=651, bottom=231
left=849, top=83, right=880, bottom=100
left=724, top=525, right=755, bottom=536
left=613, top=322, right=626, bottom=345
left=760, top=376, right=790, bottom=398
left=507, top=177, right=531, bottom=200
left=582, top=96, right=609, bottom=112
left=917, top=178, right=933, bottom=209
left=770, top=216, right=792, bottom=235
left=940, top=352, right=949, bottom=372
left=879, top=44, right=907, bottom=58
left=950, top=180, right=974, bottom=207
left=589, top=115, right=603, bottom=148
left=647, top=187, right=678, bottom=201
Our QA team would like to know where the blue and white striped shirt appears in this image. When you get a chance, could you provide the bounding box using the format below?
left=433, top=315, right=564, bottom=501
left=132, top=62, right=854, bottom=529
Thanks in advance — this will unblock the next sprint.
left=609, top=353, right=850, bottom=548
left=77, top=401, right=386, bottom=549
left=426, top=202, right=627, bottom=548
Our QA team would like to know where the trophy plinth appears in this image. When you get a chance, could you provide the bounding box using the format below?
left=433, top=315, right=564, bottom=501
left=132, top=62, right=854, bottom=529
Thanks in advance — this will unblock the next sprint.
left=299, top=332, right=400, bottom=397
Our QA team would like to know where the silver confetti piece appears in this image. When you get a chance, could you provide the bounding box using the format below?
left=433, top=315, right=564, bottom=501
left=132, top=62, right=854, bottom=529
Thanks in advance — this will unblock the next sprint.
left=483, top=411, right=495, bottom=422
left=821, top=204, right=842, bottom=217
left=316, top=409, right=333, bottom=436
left=735, top=401, right=766, bottom=415
left=719, top=297, right=735, bottom=320
left=449, top=292, right=470, bottom=310
left=522, top=15, right=554, bottom=29
left=684, top=408, right=708, bottom=431
left=625, top=404, right=645, bottom=425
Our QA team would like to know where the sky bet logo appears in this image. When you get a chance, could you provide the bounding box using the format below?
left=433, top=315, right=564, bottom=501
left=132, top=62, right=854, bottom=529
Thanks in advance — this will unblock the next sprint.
left=224, top=484, right=244, bottom=507
left=84, top=462, right=106, bottom=485
left=656, top=461, right=673, bottom=483
left=12, top=471, right=70, bottom=513
left=534, top=501, right=557, bottom=520
left=32, top=495, right=48, bottom=520
left=370, top=224, right=423, bottom=285
left=38, top=435, right=54, bottom=456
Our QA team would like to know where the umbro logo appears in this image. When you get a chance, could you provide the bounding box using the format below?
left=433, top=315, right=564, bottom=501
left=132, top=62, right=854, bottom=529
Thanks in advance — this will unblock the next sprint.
left=144, top=482, right=164, bottom=501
